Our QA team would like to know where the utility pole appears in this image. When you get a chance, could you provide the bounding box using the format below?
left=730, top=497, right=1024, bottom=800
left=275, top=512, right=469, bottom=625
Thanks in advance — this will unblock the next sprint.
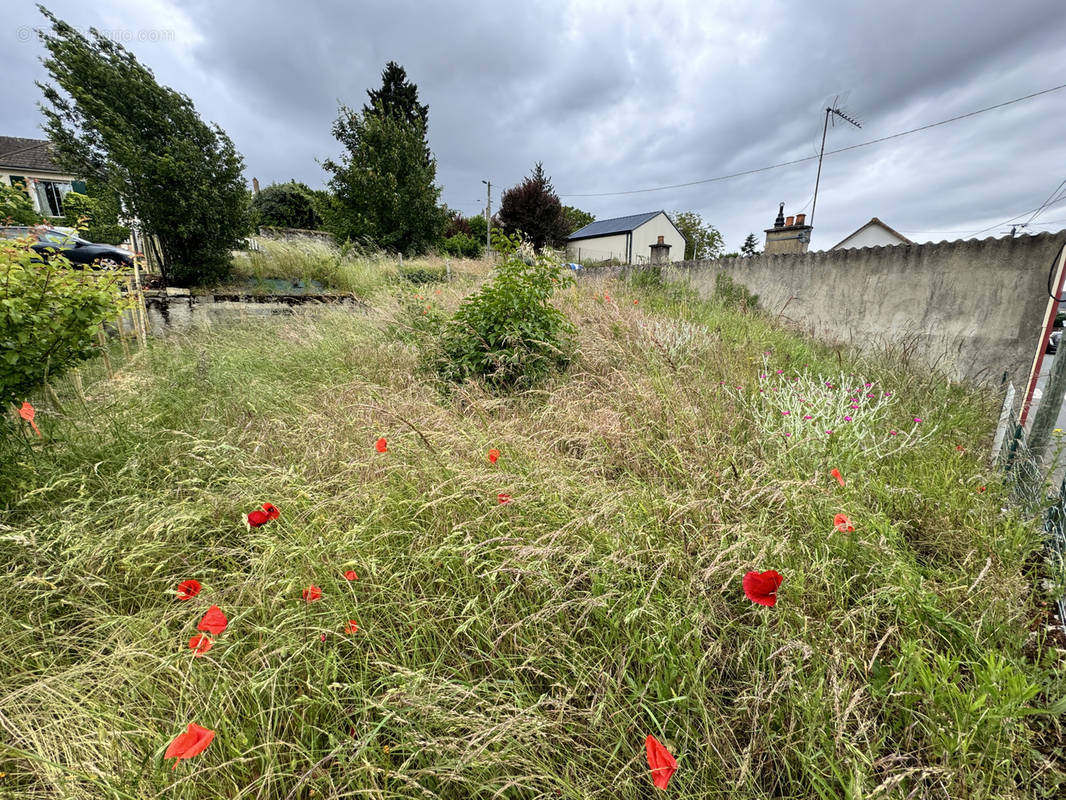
left=482, top=179, right=491, bottom=253
left=810, top=103, right=861, bottom=230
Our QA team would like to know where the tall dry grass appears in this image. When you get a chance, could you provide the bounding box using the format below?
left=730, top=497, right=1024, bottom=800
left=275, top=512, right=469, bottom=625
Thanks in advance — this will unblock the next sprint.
left=0, top=273, right=1062, bottom=799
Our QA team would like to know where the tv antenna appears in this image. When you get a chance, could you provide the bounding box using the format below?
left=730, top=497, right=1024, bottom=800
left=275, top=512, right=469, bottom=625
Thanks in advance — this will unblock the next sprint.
left=809, top=96, right=862, bottom=230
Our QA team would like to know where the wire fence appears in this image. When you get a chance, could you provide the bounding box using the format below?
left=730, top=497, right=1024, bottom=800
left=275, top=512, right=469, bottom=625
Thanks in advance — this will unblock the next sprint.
left=995, top=385, right=1066, bottom=635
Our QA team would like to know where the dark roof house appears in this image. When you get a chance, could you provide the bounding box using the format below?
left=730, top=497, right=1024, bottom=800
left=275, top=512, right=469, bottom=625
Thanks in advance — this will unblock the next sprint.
left=566, top=210, right=686, bottom=264
left=0, top=136, right=66, bottom=175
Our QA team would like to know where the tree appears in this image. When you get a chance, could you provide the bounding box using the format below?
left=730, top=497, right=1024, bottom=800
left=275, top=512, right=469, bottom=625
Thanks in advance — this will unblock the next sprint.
left=364, top=61, right=429, bottom=130
left=253, top=181, right=323, bottom=230
left=670, top=211, right=724, bottom=261
left=497, top=163, right=569, bottom=251
left=740, top=233, right=760, bottom=258
left=562, top=205, right=595, bottom=235
left=467, top=214, right=488, bottom=246
left=36, top=7, right=251, bottom=285
left=324, top=62, right=444, bottom=253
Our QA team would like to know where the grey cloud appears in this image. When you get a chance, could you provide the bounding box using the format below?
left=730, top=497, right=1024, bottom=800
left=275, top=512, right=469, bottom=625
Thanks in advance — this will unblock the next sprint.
left=4, top=0, right=1066, bottom=248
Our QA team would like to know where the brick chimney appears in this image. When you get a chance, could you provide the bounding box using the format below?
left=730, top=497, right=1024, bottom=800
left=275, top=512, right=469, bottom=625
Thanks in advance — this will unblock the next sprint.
left=764, top=203, right=812, bottom=255
left=649, top=234, right=671, bottom=265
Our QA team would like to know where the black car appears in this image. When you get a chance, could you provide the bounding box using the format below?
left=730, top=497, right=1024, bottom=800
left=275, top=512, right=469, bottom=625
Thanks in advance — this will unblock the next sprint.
left=2, top=227, right=134, bottom=269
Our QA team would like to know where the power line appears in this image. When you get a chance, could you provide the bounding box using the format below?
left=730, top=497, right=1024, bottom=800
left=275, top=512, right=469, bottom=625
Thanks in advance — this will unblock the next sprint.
left=1026, top=177, right=1066, bottom=226
left=559, top=82, right=1066, bottom=199
left=897, top=196, right=1066, bottom=239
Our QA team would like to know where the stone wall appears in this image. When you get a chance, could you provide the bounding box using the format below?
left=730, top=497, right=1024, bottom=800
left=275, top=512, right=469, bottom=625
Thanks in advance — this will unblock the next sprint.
left=654, top=232, right=1066, bottom=387
left=257, top=226, right=335, bottom=245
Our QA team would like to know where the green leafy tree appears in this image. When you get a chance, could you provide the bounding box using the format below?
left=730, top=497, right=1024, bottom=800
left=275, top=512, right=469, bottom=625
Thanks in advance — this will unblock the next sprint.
left=740, top=232, right=760, bottom=258
left=0, top=182, right=42, bottom=225
left=253, top=181, right=323, bottom=230
left=671, top=211, right=724, bottom=260
left=36, top=6, right=251, bottom=285
left=561, top=205, right=595, bottom=235
left=466, top=214, right=488, bottom=246
left=498, top=163, right=569, bottom=251
left=0, top=235, right=124, bottom=410
left=324, top=62, right=444, bottom=253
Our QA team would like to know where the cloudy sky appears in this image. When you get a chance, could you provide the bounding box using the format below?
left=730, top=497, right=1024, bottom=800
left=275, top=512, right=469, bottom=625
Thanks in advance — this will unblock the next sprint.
left=6, top=0, right=1066, bottom=251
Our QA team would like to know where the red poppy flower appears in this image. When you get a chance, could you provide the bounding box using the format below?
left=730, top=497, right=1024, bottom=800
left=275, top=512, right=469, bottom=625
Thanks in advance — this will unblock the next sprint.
left=176, top=579, right=201, bottom=600
left=247, top=502, right=280, bottom=528
left=302, top=585, right=322, bottom=603
left=164, top=723, right=215, bottom=769
left=344, top=570, right=358, bottom=581
left=833, top=513, right=854, bottom=533
left=498, top=493, right=511, bottom=504
left=345, top=619, right=359, bottom=634
left=197, top=605, right=228, bottom=636
left=188, top=634, right=213, bottom=657
left=488, top=448, right=500, bottom=464
left=978, top=486, right=986, bottom=493
left=645, top=735, right=677, bottom=790
left=375, top=437, right=387, bottom=453
left=18, top=402, right=41, bottom=437
left=743, top=570, right=783, bottom=607
left=831, top=468, right=845, bottom=488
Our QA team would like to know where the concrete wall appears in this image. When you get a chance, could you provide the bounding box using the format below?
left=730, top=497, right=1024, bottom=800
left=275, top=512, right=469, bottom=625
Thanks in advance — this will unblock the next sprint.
left=657, top=232, right=1066, bottom=387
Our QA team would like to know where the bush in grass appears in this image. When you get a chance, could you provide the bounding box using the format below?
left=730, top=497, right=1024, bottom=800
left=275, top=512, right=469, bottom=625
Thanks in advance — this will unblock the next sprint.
left=398, top=263, right=448, bottom=285
left=430, top=233, right=575, bottom=390
left=438, top=232, right=482, bottom=259
left=0, top=236, right=124, bottom=409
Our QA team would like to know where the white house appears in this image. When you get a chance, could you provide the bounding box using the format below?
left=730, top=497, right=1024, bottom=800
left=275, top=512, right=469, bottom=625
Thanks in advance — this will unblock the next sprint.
left=0, top=136, right=84, bottom=219
left=831, top=217, right=912, bottom=250
left=566, top=211, right=686, bottom=265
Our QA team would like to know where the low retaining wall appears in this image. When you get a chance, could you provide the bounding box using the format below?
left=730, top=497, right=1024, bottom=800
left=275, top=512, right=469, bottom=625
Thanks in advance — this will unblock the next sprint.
left=648, top=232, right=1066, bottom=387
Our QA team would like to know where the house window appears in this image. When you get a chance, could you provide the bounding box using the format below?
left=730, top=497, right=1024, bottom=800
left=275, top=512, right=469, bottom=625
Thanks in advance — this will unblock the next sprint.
left=33, top=180, right=73, bottom=217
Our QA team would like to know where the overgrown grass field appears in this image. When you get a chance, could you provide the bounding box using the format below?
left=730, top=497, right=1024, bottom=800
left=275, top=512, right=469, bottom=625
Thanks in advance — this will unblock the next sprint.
left=228, top=237, right=473, bottom=297
left=1, top=273, right=1063, bottom=798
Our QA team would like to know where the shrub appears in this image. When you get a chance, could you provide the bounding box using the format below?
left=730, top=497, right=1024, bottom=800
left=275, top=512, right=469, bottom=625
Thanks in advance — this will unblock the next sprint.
left=398, top=263, right=448, bottom=284
left=252, top=182, right=323, bottom=230
left=430, top=235, right=575, bottom=390
left=0, top=236, right=125, bottom=409
left=0, top=182, right=42, bottom=225
left=59, top=191, right=130, bottom=245
left=438, top=232, right=482, bottom=259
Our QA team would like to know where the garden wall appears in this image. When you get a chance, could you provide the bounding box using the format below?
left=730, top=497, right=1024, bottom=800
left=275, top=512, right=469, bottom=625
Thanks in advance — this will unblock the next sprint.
left=657, top=232, right=1066, bottom=388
